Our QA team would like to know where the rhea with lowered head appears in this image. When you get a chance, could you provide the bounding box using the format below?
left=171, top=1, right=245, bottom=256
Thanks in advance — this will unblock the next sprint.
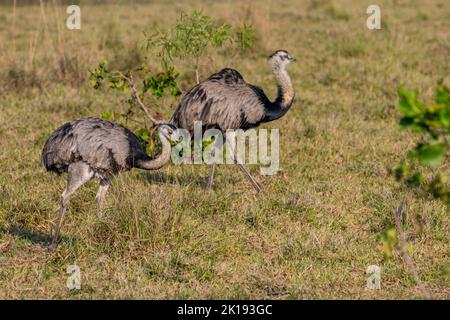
left=42, top=118, right=175, bottom=248
left=171, top=50, right=296, bottom=192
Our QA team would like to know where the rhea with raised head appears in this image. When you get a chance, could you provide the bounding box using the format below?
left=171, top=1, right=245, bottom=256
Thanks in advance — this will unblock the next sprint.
left=171, top=50, right=296, bottom=192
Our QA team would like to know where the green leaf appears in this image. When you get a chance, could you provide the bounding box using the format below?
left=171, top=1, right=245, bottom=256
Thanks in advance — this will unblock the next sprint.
left=399, top=116, right=415, bottom=128
left=381, top=226, right=397, bottom=260
left=396, top=85, right=425, bottom=117
left=415, top=142, right=447, bottom=166
left=235, top=23, right=255, bottom=51
left=405, top=171, right=424, bottom=187
left=99, top=59, right=108, bottom=69
left=436, top=81, right=449, bottom=106
left=136, top=128, right=150, bottom=149
left=439, top=107, right=450, bottom=128
left=394, top=162, right=409, bottom=180
left=101, top=111, right=112, bottom=120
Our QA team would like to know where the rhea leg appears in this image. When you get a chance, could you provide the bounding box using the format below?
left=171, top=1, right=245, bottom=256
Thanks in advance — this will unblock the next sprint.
left=96, top=178, right=111, bottom=219
left=51, top=162, right=93, bottom=249
left=206, top=148, right=216, bottom=190
left=206, top=162, right=215, bottom=190
left=233, top=149, right=262, bottom=193
left=236, top=163, right=262, bottom=193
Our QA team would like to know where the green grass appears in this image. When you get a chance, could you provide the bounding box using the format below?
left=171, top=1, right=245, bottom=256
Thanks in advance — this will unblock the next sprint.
left=0, top=0, right=449, bottom=299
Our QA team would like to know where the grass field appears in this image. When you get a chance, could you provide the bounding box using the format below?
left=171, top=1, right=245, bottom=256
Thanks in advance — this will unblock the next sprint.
left=0, top=0, right=449, bottom=299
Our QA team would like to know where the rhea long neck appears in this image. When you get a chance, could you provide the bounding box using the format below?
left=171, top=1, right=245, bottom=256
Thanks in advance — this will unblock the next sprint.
left=136, top=133, right=171, bottom=170
left=264, top=64, right=295, bottom=122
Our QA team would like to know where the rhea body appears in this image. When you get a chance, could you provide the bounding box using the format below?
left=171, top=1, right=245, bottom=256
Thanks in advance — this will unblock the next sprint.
left=42, top=117, right=174, bottom=248
left=171, top=50, right=296, bottom=192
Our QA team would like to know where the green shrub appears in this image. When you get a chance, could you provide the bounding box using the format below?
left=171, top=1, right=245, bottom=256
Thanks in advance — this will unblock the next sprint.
left=394, top=80, right=450, bottom=205
left=89, top=10, right=256, bottom=153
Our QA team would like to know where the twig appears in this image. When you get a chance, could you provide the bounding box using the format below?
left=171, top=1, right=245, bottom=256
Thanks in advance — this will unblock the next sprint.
left=394, top=201, right=432, bottom=299
left=118, top=72, right=163, bottom=126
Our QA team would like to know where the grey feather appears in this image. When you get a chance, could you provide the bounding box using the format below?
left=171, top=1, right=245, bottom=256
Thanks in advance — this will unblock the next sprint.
left=170, top=50, right=296, bottom=193
left=171, top=54, right=295, bottom=134
left=42, top=117, right=175, bottom=248
left=42, top=117, right=150, bottom=178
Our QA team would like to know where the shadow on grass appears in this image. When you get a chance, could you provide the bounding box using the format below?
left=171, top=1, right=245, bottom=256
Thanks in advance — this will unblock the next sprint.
left=140, top=171, right=209, bottom=187
left=139, top=165, right=250, bottom=188
left=0, top=225, right=73, bottom=247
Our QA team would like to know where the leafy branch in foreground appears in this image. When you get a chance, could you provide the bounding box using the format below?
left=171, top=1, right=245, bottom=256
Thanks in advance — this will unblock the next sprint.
left=88, top=11, right=256, bottom=153
left=393, top=80, right=450, bottom=205
left=88, top=60, right=180, bottom=153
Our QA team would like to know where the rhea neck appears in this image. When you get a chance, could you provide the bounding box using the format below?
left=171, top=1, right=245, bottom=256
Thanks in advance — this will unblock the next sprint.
left=136, top=132, right=171, bottom=170
left=264, top=63, right=295, bottom=122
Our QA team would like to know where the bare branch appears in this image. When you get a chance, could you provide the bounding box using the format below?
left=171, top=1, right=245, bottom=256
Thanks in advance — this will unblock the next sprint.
left=118, top=72, right=163, bottom=126
left=394, top=201, right=432, bottom=299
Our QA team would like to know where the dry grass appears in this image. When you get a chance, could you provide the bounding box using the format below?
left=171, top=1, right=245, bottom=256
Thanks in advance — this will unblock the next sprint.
left=0, top=0, right=449, bottom=299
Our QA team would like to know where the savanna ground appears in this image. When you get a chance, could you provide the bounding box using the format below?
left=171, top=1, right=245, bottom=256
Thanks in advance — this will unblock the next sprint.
left=0, top=0, right=449, bottom=299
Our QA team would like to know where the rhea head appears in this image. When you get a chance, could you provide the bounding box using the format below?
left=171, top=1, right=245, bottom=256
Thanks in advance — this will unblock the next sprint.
left=268, top=50, right=296, bottom=70
left=157, top=123, right=177, bottom=141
